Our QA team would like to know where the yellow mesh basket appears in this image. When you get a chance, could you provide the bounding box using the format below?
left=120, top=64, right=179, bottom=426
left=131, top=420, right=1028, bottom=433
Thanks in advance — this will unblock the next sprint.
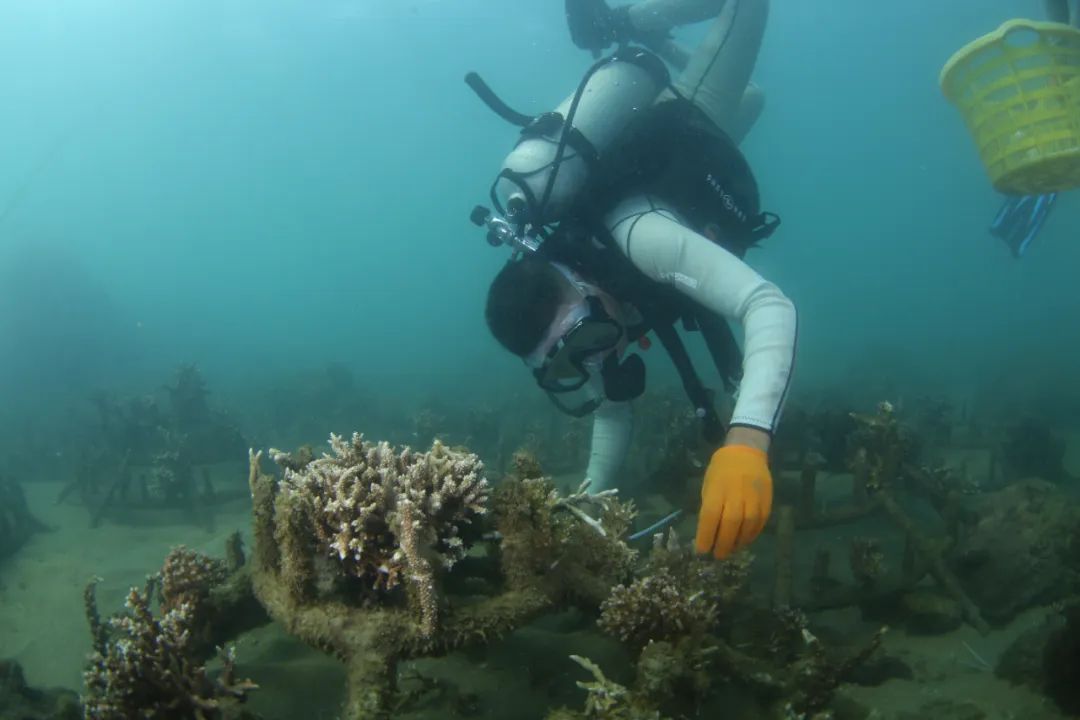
left=940, top=19, right=1080, bottom=195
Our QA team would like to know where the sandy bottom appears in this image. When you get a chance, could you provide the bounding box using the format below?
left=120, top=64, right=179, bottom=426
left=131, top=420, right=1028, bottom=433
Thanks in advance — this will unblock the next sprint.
left=0, top=471, right=1075, bottom=719
left=0, top=468, right=254, bottom=689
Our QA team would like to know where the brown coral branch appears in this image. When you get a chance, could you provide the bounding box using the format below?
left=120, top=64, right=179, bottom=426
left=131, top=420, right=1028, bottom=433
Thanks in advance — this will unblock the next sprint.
left=397, top=500, right=438, bottom=637
left=82, top=583, right=256, bottom=720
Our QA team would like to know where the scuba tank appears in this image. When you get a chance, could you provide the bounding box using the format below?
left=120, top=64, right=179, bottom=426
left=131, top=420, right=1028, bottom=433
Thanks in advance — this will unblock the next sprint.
left=468, top=49, right=669, bottom=250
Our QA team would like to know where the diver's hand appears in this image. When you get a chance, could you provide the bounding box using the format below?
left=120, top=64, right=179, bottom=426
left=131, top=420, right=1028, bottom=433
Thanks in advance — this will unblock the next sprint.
left=694, top=434, right=773, bottom=559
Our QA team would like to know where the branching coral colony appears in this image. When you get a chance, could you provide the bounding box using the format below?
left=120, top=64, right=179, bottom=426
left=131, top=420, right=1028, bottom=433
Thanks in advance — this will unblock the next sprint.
left=548, top=529, right=884, bottom=720
left=70, top=422, right=906, bottom=720
left=243, top=430, right=895, bottom=720
left=68, top=390, right=1080, bottom=719
left=81, top=543, right=259, bottom=720
left=247, top=434, right=637, bottom=719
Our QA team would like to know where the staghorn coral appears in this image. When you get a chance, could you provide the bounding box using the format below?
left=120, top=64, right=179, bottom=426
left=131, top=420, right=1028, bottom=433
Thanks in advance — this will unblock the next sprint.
left=491, top=475, right=562, bottom=588
left=549, top=643, right=719, bottom=720
left=571, top=655, right=633, bottom=718
left=154, top=544, right=264, bottom=658
left=268, top=433, right=489, bottom=638
left=248, top=437, right=639, bottom=719
left=272, top=433, right=488, bottom=599
left=269, top=444, right=314, bottom=473
left=590, top=525, right=890, bottom=717
left=645, top=528, right=752, bottom=607
left=492, top=475, right=637, bottom=605
left=632, top=638, right=716, bottom=711
left=598, top=570, right=717, bottom=647
left=82, top=581, right=256, bottom=720
left=546, top=655, right=670, bottom=720
left=248, top=444, right=552, bottom=719
left=592, top=529, right=751, bottom=714
left=159, top=545, right=229, bottom=614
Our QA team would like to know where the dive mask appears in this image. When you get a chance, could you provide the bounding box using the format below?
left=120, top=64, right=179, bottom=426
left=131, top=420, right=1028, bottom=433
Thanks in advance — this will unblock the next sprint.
left=532, top=295, right=622, bottom=393
left=530, top=295, right=647, bottom=416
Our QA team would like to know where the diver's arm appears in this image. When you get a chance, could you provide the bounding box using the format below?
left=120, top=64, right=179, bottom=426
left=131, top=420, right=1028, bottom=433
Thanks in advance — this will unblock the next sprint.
left=604, top=195, right=796, bottom=434
left=585, top=396, right=633, bottom=492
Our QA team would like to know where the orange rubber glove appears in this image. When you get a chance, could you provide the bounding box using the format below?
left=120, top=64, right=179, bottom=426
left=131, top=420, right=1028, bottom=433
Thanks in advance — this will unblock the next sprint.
left=695, top=445, right=773, bottom=559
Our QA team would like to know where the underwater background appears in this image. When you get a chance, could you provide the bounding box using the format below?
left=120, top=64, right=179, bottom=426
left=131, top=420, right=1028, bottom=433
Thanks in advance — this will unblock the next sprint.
left=1, top=1, right=1079, bottom=719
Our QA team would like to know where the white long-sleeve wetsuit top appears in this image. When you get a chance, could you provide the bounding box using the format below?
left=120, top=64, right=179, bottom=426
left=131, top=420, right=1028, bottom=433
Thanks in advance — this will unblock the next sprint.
left=584, top=193, right=797, bottom=491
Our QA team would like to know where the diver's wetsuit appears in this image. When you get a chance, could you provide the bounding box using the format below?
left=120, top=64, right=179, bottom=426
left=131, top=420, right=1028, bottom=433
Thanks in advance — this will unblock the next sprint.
left=626, top=0, right=766, bottom=144
left=581, top=0, right=797, bottom=491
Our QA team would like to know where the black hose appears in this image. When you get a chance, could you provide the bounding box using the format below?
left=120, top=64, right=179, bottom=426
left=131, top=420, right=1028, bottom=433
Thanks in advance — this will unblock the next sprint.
left=535, top=54, right=611, bottom=221
left=464, top=72, right=535, bottom=128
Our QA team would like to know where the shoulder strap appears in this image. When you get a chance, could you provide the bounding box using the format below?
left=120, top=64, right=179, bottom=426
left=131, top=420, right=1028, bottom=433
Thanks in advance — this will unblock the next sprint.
left=650, top=322, right=724, bottom=444
left=546, top=218, right=728, bottom=443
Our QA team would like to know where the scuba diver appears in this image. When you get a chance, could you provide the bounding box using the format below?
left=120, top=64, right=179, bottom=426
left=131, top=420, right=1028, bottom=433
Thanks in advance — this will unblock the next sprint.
left=989, top=0, right=1078, bottom=257
left=467, top=0, right=797, bottom=560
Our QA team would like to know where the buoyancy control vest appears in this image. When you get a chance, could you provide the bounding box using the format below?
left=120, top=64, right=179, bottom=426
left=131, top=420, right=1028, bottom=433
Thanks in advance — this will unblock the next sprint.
left=588, top=96, right=781, bottom=256
left=467, top=48, right=781, bottom=441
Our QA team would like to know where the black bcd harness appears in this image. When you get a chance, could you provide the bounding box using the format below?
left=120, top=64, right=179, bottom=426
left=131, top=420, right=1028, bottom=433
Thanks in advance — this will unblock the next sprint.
left=540, top=219, right=744, bottom=445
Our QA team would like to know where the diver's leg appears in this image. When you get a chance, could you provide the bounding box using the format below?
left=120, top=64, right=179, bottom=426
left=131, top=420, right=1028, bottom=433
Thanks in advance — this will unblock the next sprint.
left=653, top=39, right=692, bottom=70
left=725, top=82, right=764, bottom=145
left=627, top=0, right=727, bottom=34
left=672, top=0, right=769, bottom=138
left=627, top=0, right=730, bottom=72
left=567, top=0, right=726, bottom=59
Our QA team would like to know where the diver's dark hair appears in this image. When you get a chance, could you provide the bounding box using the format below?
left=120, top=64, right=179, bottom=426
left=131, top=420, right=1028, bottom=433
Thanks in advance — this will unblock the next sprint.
left=486, top=257, right=565, bottom=357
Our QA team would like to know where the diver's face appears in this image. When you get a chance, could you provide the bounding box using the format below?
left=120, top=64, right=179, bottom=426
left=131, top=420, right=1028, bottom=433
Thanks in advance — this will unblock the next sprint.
left=530, top=296, right=625, bottom=397
left=528, top=297, right=589, bottom=371
left=525, top=263, right=628, bottom=369
left=528, top=289, right=625, bottom=373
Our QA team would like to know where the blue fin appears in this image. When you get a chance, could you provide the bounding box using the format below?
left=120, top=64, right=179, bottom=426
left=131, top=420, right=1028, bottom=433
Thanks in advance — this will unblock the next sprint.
left=990, top=193, right=1057, bottom=258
